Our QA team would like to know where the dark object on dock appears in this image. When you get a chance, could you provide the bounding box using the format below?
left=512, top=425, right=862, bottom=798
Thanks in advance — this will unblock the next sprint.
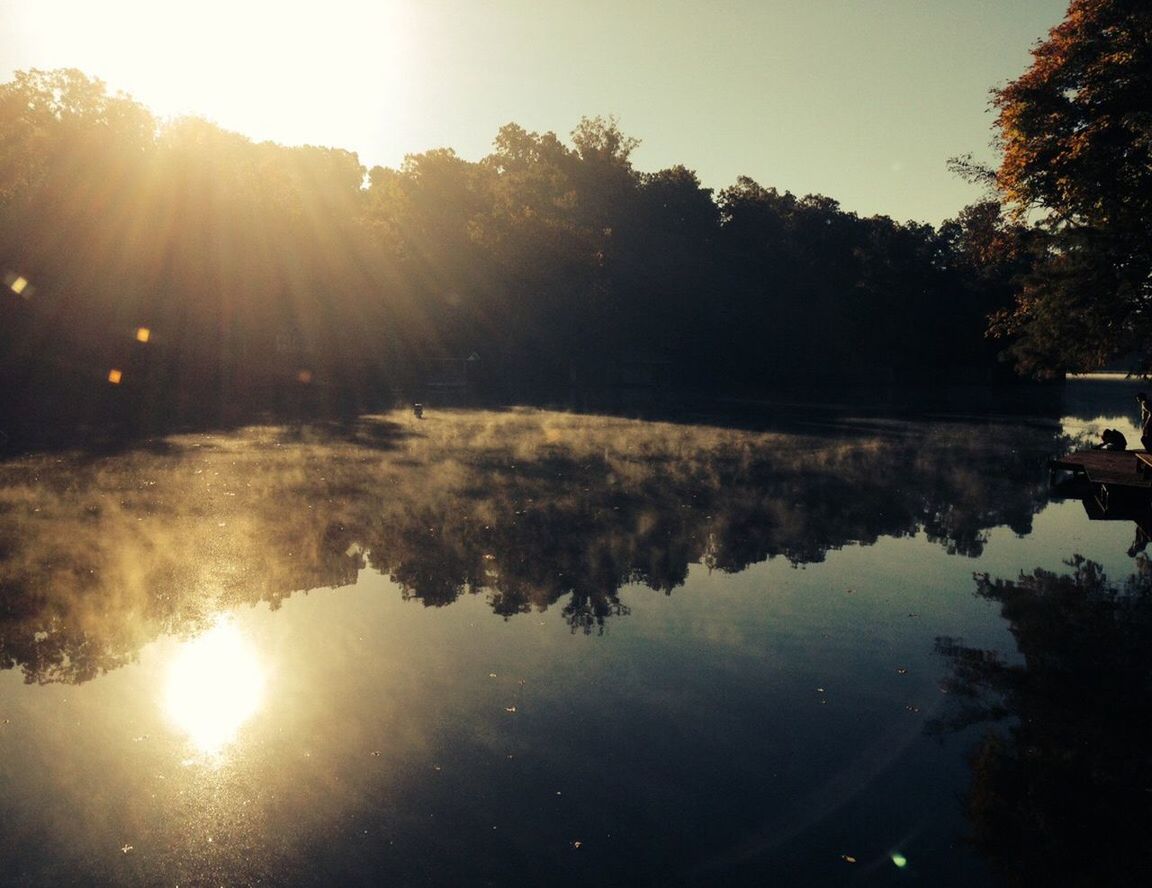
left=1091, top=428, right=1128, bottom=451
left=412, top=403, right=424, bottom=419
left=1050, top=449, right=1152, bottom=515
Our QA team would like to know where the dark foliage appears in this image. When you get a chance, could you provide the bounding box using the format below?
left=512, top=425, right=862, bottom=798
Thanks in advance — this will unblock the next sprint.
left=1, top=71, right=1028, bottom=442
left=0, top=408, right=1058, bottom=682
left=933, top=555, right=1152, bottom=885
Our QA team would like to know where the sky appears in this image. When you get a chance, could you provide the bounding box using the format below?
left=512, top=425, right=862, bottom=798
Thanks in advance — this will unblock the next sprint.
left=0, top=0, right=1071, bottom=225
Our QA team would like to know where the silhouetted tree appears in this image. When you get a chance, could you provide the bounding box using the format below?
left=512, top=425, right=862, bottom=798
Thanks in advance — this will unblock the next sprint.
left=1, top=68, right=1041, bottom=442
left=933, top=555, right=1152, bottom=885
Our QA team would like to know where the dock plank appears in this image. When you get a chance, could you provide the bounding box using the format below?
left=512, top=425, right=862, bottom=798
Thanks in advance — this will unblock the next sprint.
left=1050, top=450, right=1152, bottom=489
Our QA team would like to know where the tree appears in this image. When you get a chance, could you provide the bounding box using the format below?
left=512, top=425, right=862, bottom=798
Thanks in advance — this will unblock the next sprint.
left=933, top=556, right=1152, bottom=885
left=990, top=0, right=1152, bottom=375
left=0, top=68, right=154, bottom=209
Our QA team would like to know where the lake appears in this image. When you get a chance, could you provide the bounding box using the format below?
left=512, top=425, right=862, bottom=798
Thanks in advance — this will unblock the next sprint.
left=2, top=380, right=1150, bottom=887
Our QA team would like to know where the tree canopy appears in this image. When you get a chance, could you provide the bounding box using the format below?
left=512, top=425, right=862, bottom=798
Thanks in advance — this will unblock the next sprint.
left=1, top=69, right=1026, bottom=443
left=989, top=0, right=1152, bottom=375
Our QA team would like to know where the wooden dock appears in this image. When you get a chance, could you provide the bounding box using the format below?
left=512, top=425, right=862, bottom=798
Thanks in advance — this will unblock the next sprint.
left=1050, top=450, right=1152, bottom=515
left=1050, top=450, right=1152, bottom=488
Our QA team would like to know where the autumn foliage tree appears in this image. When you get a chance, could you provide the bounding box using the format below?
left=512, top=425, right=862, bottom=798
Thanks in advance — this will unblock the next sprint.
left=989, top=0, right=1152, bottom=375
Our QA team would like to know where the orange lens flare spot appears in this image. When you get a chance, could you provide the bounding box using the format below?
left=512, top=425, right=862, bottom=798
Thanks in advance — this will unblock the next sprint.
left=10, top=276, right=28, bottom=295
left=296, top=369, right=313, bottom=384
left=108, top=369, right=123, bottom=384
left=135, top=327, right=151, bottom=343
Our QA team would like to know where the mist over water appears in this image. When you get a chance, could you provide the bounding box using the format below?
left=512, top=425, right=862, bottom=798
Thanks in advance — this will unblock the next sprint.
left=1, top=381, right=1148, bottom=886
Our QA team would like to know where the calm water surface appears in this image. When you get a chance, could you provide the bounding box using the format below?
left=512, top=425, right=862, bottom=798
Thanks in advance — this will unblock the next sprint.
left=2, top=381, right=1149, bottom=886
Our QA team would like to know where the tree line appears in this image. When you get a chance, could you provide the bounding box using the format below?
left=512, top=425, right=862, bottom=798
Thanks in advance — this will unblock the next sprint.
left=0, top=67, right=1046, bottom=436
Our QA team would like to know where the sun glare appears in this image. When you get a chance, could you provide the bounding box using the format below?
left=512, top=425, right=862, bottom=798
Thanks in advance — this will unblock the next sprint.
left=13, top=1, right=413, bottom=154
left=164, top=616, right=266, bottom=755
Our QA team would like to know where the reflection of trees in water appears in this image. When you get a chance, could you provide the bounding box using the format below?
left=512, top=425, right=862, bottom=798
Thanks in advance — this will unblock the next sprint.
left=932, top=557, right=1152, bottom=886
left=0, top=409, right=1057, bottom=680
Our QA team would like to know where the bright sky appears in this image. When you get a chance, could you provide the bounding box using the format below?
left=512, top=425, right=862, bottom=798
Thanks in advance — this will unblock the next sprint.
left=0, top=0, right=1070, bottom=225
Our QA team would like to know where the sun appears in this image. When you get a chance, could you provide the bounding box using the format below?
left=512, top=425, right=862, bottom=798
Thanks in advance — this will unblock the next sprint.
left=7, top=1, right=412, bottom=153
left=164, top=616, right=266, bottom=755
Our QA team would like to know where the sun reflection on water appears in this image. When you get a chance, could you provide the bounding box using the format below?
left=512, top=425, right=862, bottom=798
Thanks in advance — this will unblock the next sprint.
left=164, top=616, right=265, bottom=755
